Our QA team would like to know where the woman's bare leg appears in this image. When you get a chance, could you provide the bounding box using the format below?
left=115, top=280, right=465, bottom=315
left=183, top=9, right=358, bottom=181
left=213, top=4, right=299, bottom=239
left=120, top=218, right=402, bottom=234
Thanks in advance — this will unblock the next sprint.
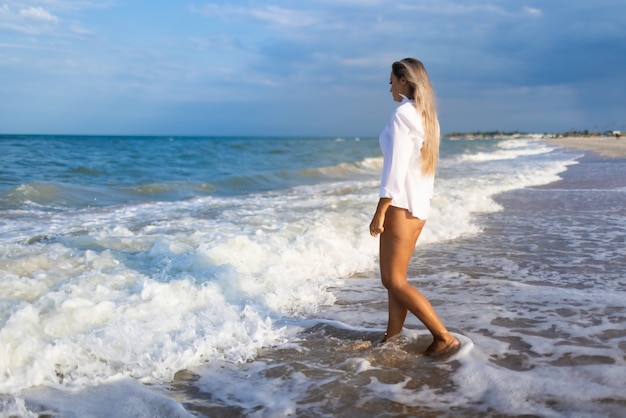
left=380, top=206, right=459, bottom=355
left=383, top=291, right=408, bottom=342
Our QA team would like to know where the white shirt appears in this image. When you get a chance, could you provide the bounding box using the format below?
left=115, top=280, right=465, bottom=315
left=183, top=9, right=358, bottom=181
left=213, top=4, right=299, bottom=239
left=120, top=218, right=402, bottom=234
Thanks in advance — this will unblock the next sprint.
left=379, top=96, right=435, bottom=220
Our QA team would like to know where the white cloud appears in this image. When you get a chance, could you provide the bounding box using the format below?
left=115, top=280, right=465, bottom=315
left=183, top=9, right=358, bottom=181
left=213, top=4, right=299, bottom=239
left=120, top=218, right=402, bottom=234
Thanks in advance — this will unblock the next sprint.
left=397, top=2, right=543, bottom=19
left=19, top=6, right=58, bottom=22
left=397, top=2, right=507, bottom=16
left=1, top=0, right=624, bottom=135
left=523, top=6, right=542, bottom=17
left=68, top=23, right=93, bottom=36
left=191, top=3, right=319, bottom=27
left=4, top=0, right=113, bottom=13
left=0, top=42, right=23, bottom=48
left=248, top=5, right=318, bottom=26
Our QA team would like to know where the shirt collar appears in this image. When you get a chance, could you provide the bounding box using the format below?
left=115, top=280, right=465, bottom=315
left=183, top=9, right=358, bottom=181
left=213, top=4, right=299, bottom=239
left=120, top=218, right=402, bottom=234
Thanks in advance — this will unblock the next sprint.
left=400, top=94, right=414, bottom=103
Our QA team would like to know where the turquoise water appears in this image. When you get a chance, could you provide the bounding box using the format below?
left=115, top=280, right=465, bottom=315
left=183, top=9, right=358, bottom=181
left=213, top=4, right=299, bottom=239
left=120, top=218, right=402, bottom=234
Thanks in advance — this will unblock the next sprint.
left=1, top=135, right=624, bottom=417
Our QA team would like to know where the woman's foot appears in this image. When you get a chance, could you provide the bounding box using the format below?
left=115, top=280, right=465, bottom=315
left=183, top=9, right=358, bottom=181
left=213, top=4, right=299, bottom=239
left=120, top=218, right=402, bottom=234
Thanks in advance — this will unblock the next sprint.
left=423, top=334, right=460, bottom=357
left=381, top=332, right=402, bottom=344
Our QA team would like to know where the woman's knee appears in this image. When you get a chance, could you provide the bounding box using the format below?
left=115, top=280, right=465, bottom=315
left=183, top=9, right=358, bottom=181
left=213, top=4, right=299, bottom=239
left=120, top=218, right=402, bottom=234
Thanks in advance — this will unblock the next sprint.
left=381, top=273, right=406, bottom=293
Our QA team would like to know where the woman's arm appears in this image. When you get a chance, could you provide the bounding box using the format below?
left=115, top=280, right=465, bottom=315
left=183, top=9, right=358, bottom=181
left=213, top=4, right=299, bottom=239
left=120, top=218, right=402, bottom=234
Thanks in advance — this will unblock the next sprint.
left=370, top=197, right=392, bottom=237
left=379, top=110, right=418, bottom=200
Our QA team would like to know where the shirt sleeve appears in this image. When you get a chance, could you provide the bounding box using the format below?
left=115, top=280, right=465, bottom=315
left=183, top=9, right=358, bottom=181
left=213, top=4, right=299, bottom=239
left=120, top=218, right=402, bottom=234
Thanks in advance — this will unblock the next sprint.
left=379, top=109, right=418, bottom=199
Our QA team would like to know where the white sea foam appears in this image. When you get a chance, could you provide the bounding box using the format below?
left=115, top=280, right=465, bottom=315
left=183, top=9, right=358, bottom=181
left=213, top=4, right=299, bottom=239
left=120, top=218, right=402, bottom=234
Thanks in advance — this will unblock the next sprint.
left=442, top=280, right=626, bottom=417
left=0, top=184, right=382, bottom=394
left=0, top=139, right=572, bottom=393
left=15, top=378, right=194, bottom=418
left=457, top=146, right=555, bottom=162
left=424, top=140, right=575, bottom=243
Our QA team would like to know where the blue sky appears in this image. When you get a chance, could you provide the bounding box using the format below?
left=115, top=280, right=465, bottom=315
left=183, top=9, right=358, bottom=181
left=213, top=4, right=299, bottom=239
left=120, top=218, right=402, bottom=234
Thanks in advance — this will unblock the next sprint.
left=1, top=1, right=625, bottom=136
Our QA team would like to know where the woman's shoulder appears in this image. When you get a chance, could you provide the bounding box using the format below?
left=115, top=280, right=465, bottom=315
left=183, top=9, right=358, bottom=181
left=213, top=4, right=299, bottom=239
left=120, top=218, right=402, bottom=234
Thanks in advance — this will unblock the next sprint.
left=396, top=100, right=416, bottom=114
left=393, top=100, right=421, bottom=128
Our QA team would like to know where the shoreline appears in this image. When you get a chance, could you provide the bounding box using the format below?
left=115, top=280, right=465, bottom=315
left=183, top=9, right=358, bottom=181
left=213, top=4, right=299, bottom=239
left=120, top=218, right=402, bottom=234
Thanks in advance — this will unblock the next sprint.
left=543, top=136, right=626, bottom=158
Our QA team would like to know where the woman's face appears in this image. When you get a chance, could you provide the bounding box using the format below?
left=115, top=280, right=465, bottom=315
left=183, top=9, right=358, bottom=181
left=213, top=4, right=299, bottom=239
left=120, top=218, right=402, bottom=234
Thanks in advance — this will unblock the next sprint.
left=389, top=71, right=410, bottom=102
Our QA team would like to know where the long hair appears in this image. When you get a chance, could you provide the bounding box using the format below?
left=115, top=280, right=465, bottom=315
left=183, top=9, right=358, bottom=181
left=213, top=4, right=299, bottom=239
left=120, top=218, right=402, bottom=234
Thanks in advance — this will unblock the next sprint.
left=391, top=58, right=440, bottom=175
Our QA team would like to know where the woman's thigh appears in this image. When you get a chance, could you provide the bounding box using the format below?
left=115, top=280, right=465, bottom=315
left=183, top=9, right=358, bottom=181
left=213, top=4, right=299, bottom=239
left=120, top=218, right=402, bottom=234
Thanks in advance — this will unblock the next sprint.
left=383, top=206, right=425, bottom=242
left=380, top=206, right=426, bottom=285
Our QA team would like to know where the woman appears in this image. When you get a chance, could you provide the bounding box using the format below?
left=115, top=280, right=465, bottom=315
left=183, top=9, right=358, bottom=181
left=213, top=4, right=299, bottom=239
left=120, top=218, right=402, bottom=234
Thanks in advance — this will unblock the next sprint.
left=369, top=58, right=460, bottom=356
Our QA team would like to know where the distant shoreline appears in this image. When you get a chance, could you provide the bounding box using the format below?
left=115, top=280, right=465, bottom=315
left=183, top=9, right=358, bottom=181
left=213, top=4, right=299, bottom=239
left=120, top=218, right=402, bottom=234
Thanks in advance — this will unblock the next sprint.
left=443, top=132, right=626, bottom=158
left=543, top=136, right=626, bottom=158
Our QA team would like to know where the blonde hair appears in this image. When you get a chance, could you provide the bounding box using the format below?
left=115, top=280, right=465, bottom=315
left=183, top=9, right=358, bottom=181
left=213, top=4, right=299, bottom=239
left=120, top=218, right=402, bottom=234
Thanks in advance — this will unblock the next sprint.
left=391, top=58, right=440, bottom=175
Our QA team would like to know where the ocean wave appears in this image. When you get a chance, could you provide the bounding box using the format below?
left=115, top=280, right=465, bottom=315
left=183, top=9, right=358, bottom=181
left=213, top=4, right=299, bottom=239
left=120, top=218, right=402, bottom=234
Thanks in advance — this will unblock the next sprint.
left=0, top=135, right=582, bottom=402
left=1, top=181, right=217, bottom=210
left=1, top=182, right=112, bottom=210
left=456, top=140, right=556, bottom=162
left=299, top=157, right=382, bottom=178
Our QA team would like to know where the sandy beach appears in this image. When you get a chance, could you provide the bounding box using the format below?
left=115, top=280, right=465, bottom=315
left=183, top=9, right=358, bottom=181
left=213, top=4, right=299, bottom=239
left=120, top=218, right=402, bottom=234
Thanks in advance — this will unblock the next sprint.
left=544, top=136, right=626, bottom=158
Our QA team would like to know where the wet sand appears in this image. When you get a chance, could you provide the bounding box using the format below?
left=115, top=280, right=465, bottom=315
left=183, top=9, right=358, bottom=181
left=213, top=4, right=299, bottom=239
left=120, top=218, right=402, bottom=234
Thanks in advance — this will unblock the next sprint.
left=544, top=136, right=626, bottom=158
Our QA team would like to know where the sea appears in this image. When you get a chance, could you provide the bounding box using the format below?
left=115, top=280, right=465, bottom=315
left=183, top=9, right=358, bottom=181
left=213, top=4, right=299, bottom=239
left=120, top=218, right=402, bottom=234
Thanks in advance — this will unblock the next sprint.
left=0, top=134, right=624, bottom=417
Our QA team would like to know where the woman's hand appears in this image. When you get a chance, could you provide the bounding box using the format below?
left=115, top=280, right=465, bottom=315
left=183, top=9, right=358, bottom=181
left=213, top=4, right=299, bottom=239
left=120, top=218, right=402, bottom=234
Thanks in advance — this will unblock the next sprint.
left=370, top=213, right=385, bottom=236
left=370, top=198, right=392, bottom=237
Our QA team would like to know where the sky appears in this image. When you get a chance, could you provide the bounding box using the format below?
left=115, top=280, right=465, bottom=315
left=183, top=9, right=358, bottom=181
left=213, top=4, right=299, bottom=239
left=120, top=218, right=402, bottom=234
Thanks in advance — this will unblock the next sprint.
left=1, top=0, right=625, bottom=137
